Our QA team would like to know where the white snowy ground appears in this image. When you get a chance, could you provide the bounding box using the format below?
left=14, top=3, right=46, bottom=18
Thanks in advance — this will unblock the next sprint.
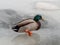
left=0, top=9, right=60, bottom=45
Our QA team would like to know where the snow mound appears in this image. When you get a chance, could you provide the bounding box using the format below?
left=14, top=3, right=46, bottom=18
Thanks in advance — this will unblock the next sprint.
left=35, top=2, right=60, bottom=10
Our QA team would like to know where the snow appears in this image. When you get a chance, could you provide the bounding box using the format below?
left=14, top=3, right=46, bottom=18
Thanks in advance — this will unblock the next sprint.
left=0, top=37, right=15, bottom=45
left=35, top=2, right=60, bottom=10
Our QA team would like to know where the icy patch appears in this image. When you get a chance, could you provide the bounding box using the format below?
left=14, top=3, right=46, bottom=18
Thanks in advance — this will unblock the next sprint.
left=0, top=37, right=15, bottom=45
left=12, top=33, right=40, bottom=45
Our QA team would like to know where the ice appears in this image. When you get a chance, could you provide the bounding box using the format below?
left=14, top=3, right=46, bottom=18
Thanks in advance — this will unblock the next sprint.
left=12, top=33, right=40, bottom=45
left=0, top=0, right=60, bottom=45
left=0, top=37, right=15, bottom=45
left=0, top=5, right=60, bottom=45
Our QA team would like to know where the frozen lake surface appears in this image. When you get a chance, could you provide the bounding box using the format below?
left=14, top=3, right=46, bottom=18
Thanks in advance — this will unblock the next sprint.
left=0, top=9, right=60, bottom=45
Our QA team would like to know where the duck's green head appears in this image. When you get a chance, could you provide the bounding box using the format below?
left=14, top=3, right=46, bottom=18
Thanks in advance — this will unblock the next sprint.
left=34, top=15, right=44, bottom=22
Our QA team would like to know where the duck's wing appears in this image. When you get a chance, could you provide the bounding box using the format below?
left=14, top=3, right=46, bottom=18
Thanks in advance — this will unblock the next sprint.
left=17, top=19, right=34, bottom=27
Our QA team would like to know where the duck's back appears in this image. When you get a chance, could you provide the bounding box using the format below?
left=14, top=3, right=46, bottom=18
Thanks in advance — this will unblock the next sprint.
left=17, top=19, right=35, bottom=26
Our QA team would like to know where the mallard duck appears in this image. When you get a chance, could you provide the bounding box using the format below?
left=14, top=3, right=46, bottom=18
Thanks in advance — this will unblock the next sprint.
left=12, top=15, right=44, bottom=36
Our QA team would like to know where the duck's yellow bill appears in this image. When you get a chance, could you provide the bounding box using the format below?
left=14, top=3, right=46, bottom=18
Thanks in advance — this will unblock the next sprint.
left=42, top=18, right=45, bottom=21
